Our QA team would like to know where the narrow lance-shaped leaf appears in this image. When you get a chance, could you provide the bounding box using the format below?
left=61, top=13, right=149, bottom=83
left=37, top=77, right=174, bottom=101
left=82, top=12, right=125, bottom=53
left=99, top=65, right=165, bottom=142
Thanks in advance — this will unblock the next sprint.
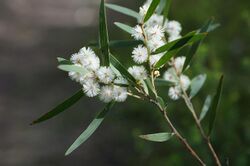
left=207, top=23, right=220, bottom=32
left=154, top=33, right=207, bottom=68
left=155, top=48, right=180, bottom=68
left=141, top=80, right=149, bottom=95
left=99, top=0, right=110, bottom=66
left=57, top=57, right=72, bottom=65
left=183, top=18, right=220, bottom=70
left=114, top=22, right=133, bottom=34
left=155, top=78, right=174, bottom=87
left=153, top=31, right=199, bottom=54
left=58, top=65, right=88, bottom=75
left=110, top=54, right=136, bottom=85
left=156, top=0, right=166, bottom=14
left=139, top=132, right=174, bottom=142
left=163, top=0, right=172, bottom=23
left=145, top=78, right=155, bottom=94
left=156, top=96, right=165, bottom=109
left=199, top=95, right=212, bottom=122
left=31, top=90, right=84, bottom=125
left=144, top=0, right=161, bottom=22
left=208, top=75, right=224, bottom=136
left=189, top=74, right=207, bottom=98
left=65, top=102, right=115, bottom=155
left=105, top=3, right=140, bottom=20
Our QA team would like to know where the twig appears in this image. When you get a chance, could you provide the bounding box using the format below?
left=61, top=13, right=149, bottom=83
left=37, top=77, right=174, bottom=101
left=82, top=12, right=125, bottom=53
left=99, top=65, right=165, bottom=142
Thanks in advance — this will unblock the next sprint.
left=182, top=91, right=221, bottom=166
left=153, top=101, right=206, bottom=166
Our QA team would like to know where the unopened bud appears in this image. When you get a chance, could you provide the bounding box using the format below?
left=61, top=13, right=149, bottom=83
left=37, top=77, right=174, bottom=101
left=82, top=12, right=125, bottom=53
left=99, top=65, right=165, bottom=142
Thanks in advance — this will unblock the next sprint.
left=154, top=70, right=160, bottom=77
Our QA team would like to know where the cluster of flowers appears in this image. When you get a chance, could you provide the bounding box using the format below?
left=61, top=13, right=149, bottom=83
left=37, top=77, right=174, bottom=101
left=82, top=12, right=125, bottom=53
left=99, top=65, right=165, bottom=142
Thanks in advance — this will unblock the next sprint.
left=163, top=56, right=191, bottom=100
left=67, top=0, right=187, bottom=103
left=131, top=4, right=182, bottom=67
left=68, top=47, right=128, bottom=103
left=129, top=0, right=187, bottom=100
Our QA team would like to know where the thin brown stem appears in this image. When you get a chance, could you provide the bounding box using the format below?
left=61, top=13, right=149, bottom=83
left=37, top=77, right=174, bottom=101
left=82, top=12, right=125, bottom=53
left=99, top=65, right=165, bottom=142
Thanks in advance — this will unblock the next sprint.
left=137, top=22, right=207, bottom=165
left=182, top=92, right=221, bottom=166
left=153, top=102, right=206, bottom=166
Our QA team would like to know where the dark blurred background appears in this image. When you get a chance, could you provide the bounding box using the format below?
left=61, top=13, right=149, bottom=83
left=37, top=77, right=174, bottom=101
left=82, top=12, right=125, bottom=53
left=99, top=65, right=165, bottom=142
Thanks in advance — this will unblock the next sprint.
left=0, top=0, right=249, bottom=165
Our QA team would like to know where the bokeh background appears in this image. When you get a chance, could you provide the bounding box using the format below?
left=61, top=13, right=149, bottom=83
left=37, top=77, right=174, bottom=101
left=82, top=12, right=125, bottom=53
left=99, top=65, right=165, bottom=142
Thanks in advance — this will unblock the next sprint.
left=0, top=0, right=249, bottom=165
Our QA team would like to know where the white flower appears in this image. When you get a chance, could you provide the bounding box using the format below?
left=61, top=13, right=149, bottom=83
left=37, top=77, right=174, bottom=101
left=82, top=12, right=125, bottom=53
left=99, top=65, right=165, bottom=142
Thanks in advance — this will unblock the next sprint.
left=132, top=25, right=144, bottom=40
left=168, top=86, right=181, bottom=100
left=146, top=14, right=164, bottom=27
left=113, top=86, right=128, bottom=102
left=168, top=34, right=182, bottom=42
left=146, top=25, right=165, bottom=40
left=70, top=53, right=83, bottom=65
left=114, top=77, right=128, bottom=85
left=79, top=47, right=96, bottom=57
left=132, top=45, right=148, bottom=64
left=149, top=54, right=163, bottom=66
left=68, top=64, right=86, bottom=82
left=96, top=66, right=115, bottom=84
left=173, top=56, right=186, bottom=74
left=163, top=68, right=178, bottom=83
left=147, top=38, right=165, bottom=51
left=128, top=66, right=148, bottom=80
left=79, top=50, right=100, bottom=71
left=71, top=47, right=100, bottom=71
left=82, top=80, right=100, bottom=97
left=139, top=4, right=150, bottom=22
left=165, top=20, right=182, bottom=37
left=68, top=71, right=82, bottom=82
left=79, top=71, right=96, bottom=85
left=179, top=75, right=191, bottom=91
left=99, top=85, right=114, bottom=103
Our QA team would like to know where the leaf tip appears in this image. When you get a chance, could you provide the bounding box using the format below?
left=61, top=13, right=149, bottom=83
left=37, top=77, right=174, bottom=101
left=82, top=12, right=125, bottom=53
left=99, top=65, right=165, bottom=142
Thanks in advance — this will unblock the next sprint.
left=64, top=150, right=71, bottom=156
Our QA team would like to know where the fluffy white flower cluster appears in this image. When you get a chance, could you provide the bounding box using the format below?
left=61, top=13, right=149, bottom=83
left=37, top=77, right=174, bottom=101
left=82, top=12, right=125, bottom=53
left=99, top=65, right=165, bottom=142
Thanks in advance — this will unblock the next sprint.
left=137, top=0, right=182, bottom=42
left=163, top=56, right=191, bottom=100
left=130, top=0, right=182, bottom=69
left=69, top=47, right=128, bottom=103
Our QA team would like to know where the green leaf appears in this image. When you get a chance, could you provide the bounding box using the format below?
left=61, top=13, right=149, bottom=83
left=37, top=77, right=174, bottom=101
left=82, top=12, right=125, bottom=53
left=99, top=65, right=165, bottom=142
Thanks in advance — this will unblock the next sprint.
left=145, top=78, right=154, bottom=93
left=31, top=90, right=84, bottom=125
left=183, top=18, right=220, bottom=70
left=189, top=74, right=207, bottom=98
left=154, top=33, right=207, bottom=68
left=65, top=102, right=115, bottom=155
left=155, top=49, right=180, bottom=68
left=141, top=80, right=149, bottom=95
left=105, top=3, right=140, bottom=20
left=199, top=95, right=212, bottom=122
left=58, top=65, right=88, bottom=75
left=156, top=0, right=166, bottom=14
left=139, top=132, right=174, bottom=142
left=208, top=75, right=224, bottom=136
left=156, top=96, right=165, bottom=109
left=114, top=22, right=133, bottom=34
left=99, top=0, right=110, bottom=66
left=57, top=57, right=72, bottom=65
left=155, top=78, right=174, bottom=86
left=110, top=54, right=136, bottom=84
left=163, top=0, right=172, bottom=22
left=144, top=0, right=161, bottom=22
left=200, top=18, right=220, bottom=33
left=207, top=23, right=220, bottom=32
left=153, top=31, right=200, bottom=54
left=88, top=40, right=143, bottom=48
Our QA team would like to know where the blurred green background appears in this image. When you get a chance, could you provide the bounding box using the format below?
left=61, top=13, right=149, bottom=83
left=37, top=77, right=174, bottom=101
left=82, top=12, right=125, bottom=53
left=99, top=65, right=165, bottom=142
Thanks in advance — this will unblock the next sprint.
left=0, top=0, right=249, bottom=165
